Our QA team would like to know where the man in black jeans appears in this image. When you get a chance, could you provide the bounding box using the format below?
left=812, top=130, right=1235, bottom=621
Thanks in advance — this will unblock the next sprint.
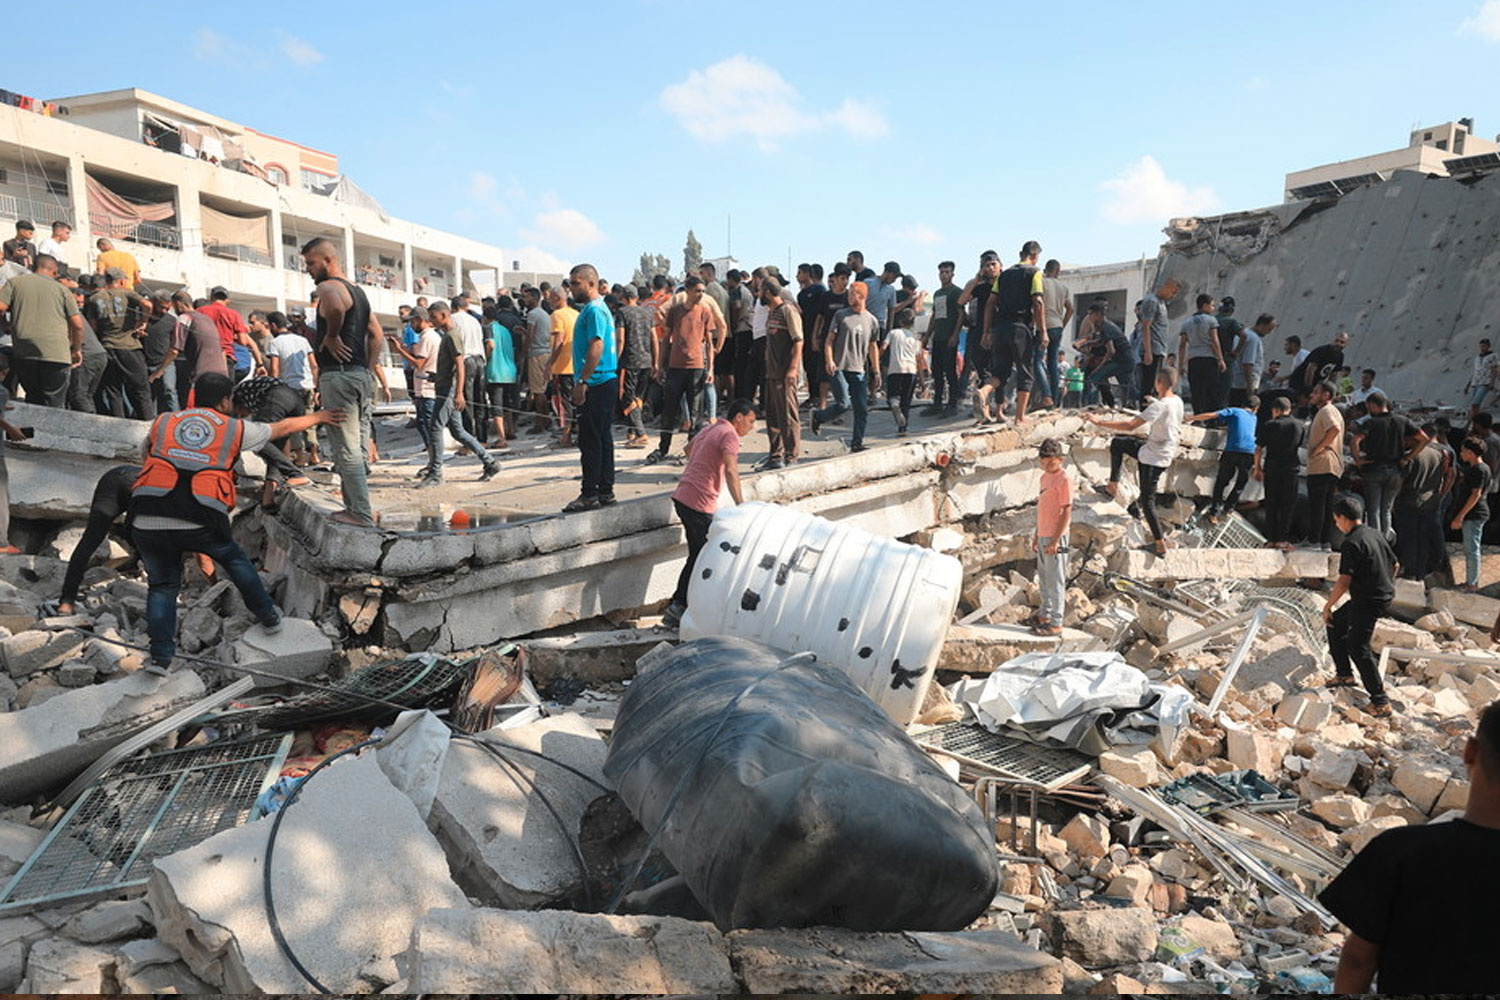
left=663, top=399, right=755, bottom=627
left=1323, top=493, right=1397, bottom=717
left=1085, top=366, right=1185, bottom=557
left=646, top=276, right=716, bottom=464
left=1305, top=380, right=1345, bottom=551
left=563, top=263, right=619, bottom=513
left=1255, top=395, right=1302, bottom=547
left=231, top=376, right=314, bottom=504
left=55, top=465, right=139, bottom=615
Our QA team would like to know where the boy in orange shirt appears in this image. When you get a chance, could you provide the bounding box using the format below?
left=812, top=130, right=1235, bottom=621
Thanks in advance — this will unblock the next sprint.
left=1032, top=437, right=1073, bottom=636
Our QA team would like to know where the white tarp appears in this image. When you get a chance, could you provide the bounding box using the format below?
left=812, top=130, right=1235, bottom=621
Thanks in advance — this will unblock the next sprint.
left=949, top=651, right=1194, bottom=757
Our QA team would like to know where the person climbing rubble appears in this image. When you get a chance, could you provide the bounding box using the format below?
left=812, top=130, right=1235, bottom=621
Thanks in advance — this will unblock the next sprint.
left=1323, top=492, right=1396, bottom=718
left=1085, top=365, right=1184, bottom=558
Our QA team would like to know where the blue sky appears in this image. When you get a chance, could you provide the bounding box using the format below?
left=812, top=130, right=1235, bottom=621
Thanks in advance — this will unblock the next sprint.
left=13, top=0, right=1500, bottom=284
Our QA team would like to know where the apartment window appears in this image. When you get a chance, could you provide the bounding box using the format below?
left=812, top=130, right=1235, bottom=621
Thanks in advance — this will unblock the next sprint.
left=266, top=164, right=289, bottom=186
left=1437, top=140, right=1448, bottom=151
left=45, top=179, right=68, bottom=196
left=0, top=168, right=7, bottom=184
left=1424, top=131, right=1433, bottom=140
left=378, top=254, right=398, bottom=268
left=300, top=169, right=333, bottom=193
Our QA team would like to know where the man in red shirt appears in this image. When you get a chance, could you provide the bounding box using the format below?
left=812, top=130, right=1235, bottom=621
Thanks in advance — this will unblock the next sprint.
left=663, top=398, right=755, bottom=627
left=198, top=286, right=263, bottom=377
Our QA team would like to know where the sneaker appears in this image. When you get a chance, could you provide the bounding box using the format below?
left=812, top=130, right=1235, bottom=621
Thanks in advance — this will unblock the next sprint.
left=661, top=600, right=686, bottom=628
left=260, top=611, right=284, bottom=635
left=417, top=475, right=444, bottom=488
left=479, top=462, right=501, bottom=481
left=562, top=495, right=601, bottom=513
left=145, top=658, right=171, bottom=676
left=753, top=456, right=784, bottom=472
left=1368, top=701, right=1393, bottom=718
left=850, top=442, right=868, bottom=453
left=642, top=449, right=665, bottom=465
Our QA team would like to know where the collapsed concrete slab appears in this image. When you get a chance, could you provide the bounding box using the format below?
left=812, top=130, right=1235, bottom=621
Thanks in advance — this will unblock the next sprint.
left=403, top=907, right=737, bottom=994
left=428, top=712, right=608, bottom=908
left=728, top=926, right=1063, bottom=994
left=1111, top=547, right=1334, bottom=582
left=1429, top=587, right=1500, bottom=629
left=938, top=622, right=1089, bottom=673
left=0, top=669, right=205, bottom=804
left=523, top=628, right=672, bottom=686
left=147, top=752, right=467, bottom=994
left=0, top=628, right=87, bottom=678
left=230, top=618, right=333, bottom=687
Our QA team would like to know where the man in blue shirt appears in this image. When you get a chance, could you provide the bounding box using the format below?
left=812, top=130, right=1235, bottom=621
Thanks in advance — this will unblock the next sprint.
left=565, top=263, right=618, bottom=513
left=1187, top=395, right=1259, bottom=522
left=866, top=261, right=901, bottom=338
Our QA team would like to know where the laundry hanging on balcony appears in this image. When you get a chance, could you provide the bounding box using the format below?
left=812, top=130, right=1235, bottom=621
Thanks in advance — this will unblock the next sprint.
left=201, top=204, right=271, bottom=262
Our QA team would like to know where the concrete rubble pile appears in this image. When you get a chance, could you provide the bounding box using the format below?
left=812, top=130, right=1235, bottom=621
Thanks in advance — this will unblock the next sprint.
left=0, top=410, right=1493, bottom=994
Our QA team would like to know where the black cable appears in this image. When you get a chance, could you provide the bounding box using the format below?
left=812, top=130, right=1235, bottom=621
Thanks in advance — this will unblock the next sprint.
left=602, top=651, right=816, bottom=915
left=262, top=737, right=380, bottom=995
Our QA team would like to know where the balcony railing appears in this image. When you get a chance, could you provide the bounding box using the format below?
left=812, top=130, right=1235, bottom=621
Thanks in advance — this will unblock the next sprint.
left=206, top=242, right=274, bottom=267
left=89, top=212, right=181, bottom=250
left=0, top=192, right=71, bottom=227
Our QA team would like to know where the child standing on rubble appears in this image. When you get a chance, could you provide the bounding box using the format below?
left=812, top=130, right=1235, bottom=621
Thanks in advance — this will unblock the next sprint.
left=1029, top=437, right=1072, bottom=636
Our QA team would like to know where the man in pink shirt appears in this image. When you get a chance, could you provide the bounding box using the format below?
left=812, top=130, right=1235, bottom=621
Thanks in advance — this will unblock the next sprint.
left=663, top=398, right=756, bottom=627
left=1030, top=437, right=1073, bottom=636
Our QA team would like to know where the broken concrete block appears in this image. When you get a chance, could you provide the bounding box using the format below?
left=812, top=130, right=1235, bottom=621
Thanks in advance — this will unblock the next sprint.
left=405, top=908, right=736, bottom=994
left=1224, top=727, right=1290, bottom=775
left=1414, top=609, right=1456, bottom=634
left=1428, top=686, right=1474, bottom=720
left=231, top=617, right=333, bottom=687
left=937, top=622, right=1080, bottom=673
left=115, top=937, right=182, bottom=980
left=1436, top=777, right=1471, bottom=814
left=1392, top=755, right=1458, bottom=815
left=62, top=897, right=153, bottom=944
left=1466, top=673, right=1500, bottom=709
left=728, top=925, right=1062, bottom=994
left=1370, top=618, right=1437, bottom=653
left=1311, top=793, right=1371, bottom=829
left=0, top=628, right=87, bottom=678
left=1341, top=815, right=1407, bottom=854
left=118, top=957, right=217, bottom=995
left=54, top=658, right=96, bottom=688
left=1090, top=971, right=1146, bottom=994
left=1054, top=906, right=1159, bottom=966
left=1058, top=813, right=1111, bottom=860
left=0, top=669, right=205, bottom=804
left=1172, top=913, right=1240, bottom=962
left=1103, top=864, right=1154, bottom=907
left=525, top=627, right=677, bottom=685
left=0, top=819, right=44, bottom=879
left=0, top=939, right=22, bottom=992
left=1276, top=691, right=1333, bottom=733
left=1098, top=745, right=1160, bottom=788
left=177, top=604, right=222, bottom=653
left=148, top=752, right=467, bottom=994
left=1368, top=793, right=1426, bottom=825
left=1429, top=587, right=1500, bottom=628
left=428, top=712, right=608, bottom=909
left=24, top=936, right=117, bottom=992
left=1305, top=744, right=1361, bottom=790
left=1389, top=577, right=1428, bottom=617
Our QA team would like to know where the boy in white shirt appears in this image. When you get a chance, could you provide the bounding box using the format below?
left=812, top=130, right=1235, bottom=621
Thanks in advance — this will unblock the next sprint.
left=883, top=308, right=923, bottom=434
left=1085, top=365, right=1185, bottom=557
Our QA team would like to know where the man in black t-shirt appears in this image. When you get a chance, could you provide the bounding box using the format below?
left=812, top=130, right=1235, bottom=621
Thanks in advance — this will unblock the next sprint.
left=1320, top=700, right=1500, bottom=994
left=1323, top=493, right=1396, bottom=716
left=1254, top=396, right=1302, bottom=546
left=1288, top=330, right=1349, bottom=401
left=810, top=266, right=851, bottom=415
left=796, top=263, right=828, bottom=410
left=1353, top=392, right=1428, bottom=540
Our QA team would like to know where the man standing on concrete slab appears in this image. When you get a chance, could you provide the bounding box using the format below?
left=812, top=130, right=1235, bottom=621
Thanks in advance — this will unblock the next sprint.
left=811, top=280, right=880, bottom=452
left=1186, top=395, right=1258, bottom=522
left=1451, top=437, right=1491, bottom=591
left=1351, top=392, right=1428, bottom=541
left=1030, top=438, right=1072, bottom=637
left=1306, top=380, right=1345, bottom=551
left=1254, top=395, right=1302, bottom=548
left=0, top=254, right=82, bottom=407
left=662, top=398, right=754, bottom=628
left=922, top=261, right=963, bottom=416
left=1086, top=366, right=1184, bottom=558
left=1321, top=699, right=1500, bottom=994
left=564, top=264, right=618, bottom=513
left=302, top=237, right=383, bottom=527
left=646, top=276, right=715, bottom=464
left=1322, top=493, right=1395, bottom=718
left=1392, top=427, right=1448, bottom=582
left=131, top=372, right=343, bottom=671
left=1214, top=296, right=1244, bottom=407
left=1137, top=277, right=1177, bottom=408
left=757, top=278, right=802, bottom=470
left=452, top=292, right=488, bottom=445
left=523, top=287, right=553, bottom=432
left=1177, top=294, right=1223, bottom=416
left=420, top=301, right=501, bottom=488
left=1036, top=260, right=1073, bottom=410
left=1229, top=313, right=1272, bottom=407
left=976, top=241, right=1045, bottom=425
left=1467, top=339, right=1500, bottom=422
left=795, top=263, right=828, bottom=411
left=88, top=267, right=154, bottom=420
left=616, top=285, right=655, bottom=449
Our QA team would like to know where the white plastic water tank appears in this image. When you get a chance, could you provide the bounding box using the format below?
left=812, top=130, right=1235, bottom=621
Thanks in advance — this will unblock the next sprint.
left=680, top=502, right=963, bottom=725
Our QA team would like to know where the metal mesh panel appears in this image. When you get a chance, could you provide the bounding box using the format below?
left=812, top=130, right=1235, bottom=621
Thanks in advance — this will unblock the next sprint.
left=1202, top=512, right=1268, bottom=550
left=913, top=723, right=1093, bottom=790
left=254, top=653, right=469, bottom=730
left=1228, top=581, right=1328, bottom=663
left=0, top=734, right=290, bottom=911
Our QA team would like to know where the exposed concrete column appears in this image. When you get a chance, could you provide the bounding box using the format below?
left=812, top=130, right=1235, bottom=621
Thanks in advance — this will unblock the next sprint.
left=269, top=208, right=287, bottom=310
left=175, top=175, right=205, bottom=294
left=65, top=154, right=91, bottom=274
left=452, top=254, right=463, bottom=298
left=343, top=225, right=356, bottom=275
left=403, top=242, right=414, bottom=295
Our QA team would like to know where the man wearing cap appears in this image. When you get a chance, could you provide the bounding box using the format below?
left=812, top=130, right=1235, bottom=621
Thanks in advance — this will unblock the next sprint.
left=94, top=238, right=140, bottom=289
left=87, top=268, right=154, bottom=420
left=4, top=221, right=37, bottom=269
left=0, top=254, right=82, bottom=407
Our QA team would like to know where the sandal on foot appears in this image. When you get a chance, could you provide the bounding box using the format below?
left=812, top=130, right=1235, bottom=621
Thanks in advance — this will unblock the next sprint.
left=1325, top=676, right=1358, bottom=689
left=1368, top=702, right=1393, bottom=718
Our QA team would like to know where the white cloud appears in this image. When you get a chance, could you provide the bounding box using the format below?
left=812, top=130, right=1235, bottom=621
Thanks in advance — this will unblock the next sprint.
left=1099, top=156, right=1219, bottom=224
left=659, top=55, right=888, bottom=150
left=1460, top=0, right=1500, bottom=40
left=194, top=27, right=228, bottom=60
left=883, top=224, right=944, bottom=246
left=280, top=36, right=324, bottom=66
left=521, top=207, right=604, bottom=250
left=512, top=246, right=573, bottom=274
